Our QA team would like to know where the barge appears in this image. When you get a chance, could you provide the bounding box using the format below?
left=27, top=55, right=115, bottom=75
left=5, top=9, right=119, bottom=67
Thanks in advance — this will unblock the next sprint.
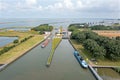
left=41, top=39, right=49, bottom=48
left=74, top=51, right=88, bottom=68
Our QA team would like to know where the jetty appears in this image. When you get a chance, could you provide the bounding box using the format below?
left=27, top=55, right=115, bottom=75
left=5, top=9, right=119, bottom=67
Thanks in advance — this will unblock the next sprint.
left=92, top=65, right=120, bottom=68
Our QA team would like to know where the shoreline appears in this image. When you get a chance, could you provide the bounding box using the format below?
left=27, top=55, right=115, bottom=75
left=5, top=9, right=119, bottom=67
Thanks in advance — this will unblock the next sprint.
left=68, top=39, right=103, bottom=80
left=0, top=33, right=52, bottom=72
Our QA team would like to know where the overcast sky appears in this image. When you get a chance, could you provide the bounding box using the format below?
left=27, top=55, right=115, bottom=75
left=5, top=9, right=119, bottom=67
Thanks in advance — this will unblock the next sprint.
left=0, top=0, right=120, bottom=18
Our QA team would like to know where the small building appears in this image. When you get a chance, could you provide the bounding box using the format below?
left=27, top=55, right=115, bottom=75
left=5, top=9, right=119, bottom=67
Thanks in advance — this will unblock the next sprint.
left=45, top=31, right=51, bottom=35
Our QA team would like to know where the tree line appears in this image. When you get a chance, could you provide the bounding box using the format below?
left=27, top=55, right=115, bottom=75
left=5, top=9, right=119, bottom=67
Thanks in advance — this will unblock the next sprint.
left=68, top=23, right=120, bottom=30
left=68, top=23, right=89, bottom=31
left=70, top=29, right=120, bottom=61
left=91, top=25, right=120, bottom=30
left=0, top=35, right=33, bottom=55
left=31, top=24, right=53, bottom=34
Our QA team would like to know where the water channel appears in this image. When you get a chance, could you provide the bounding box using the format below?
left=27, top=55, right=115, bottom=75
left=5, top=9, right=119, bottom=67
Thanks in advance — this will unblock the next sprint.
left=0, top=38, right=95, bottom=80
left=0, top=37, right=18, bottom=47
left=0, top=19, right=97, bottom=80
left=0, top=18, right=119, bottom=80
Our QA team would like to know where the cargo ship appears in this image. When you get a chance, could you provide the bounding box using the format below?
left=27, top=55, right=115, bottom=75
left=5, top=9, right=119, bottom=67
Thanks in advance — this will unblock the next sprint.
left=74, top=51, right=88, bottom=68
left=41, top=39, right=49, bottom=48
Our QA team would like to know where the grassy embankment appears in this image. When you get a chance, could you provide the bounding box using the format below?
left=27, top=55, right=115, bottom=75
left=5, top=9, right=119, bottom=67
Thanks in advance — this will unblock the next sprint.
left=0, top=31, right=44, bottom=64
left=47, top=37, right=62, bottom=66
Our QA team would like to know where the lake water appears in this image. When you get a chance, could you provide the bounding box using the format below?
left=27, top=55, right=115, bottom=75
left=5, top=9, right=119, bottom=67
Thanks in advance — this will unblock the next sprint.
left=0, top=18, right=105, bottom=29
left=0, top=37, right=18, bottom=47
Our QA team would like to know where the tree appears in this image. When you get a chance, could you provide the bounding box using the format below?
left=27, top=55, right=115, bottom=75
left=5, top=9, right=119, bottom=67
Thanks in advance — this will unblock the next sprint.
left=13, top=39, right=19, bottom=44
left=83, top=39, right=106, bottom=59
left=39, top=31, right=45, bottom=34
left=70, top=30, right=79, bottom=39
left=84, top=31, right=98, bottom=40
left=68, top=25, right=77, bottom=31
left=31, top=24, right=53, bottom=32
left=70, top=29, right=120, bottom=60
left=91, top=25, right=112, bottom=30
left=116, top=36, right=120, bottom=40
left=76, top=32, right=86, bottom=43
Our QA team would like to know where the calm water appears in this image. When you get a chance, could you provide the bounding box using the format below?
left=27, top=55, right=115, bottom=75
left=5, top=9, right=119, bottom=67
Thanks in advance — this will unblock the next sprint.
left=0, top=39, right=96, bottom=80
left=0, top=37, right=18, bottom=47
left=0, top=18, right=104, bottom=28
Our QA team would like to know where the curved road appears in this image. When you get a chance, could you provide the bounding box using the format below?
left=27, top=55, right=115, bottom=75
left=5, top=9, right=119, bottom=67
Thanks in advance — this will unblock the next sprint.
left=0, top=39, right=95, bottom=80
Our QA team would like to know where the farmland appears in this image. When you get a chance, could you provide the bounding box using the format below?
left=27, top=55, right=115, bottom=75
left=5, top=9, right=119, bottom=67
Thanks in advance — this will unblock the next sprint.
left=93, top=30, right=120, bottom=38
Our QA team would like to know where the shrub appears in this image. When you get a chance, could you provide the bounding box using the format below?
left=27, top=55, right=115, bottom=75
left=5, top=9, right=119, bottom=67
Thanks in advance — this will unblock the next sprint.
left=39, top=31, right=45, bottom=34
left=13, top=39, right=19, bottom=44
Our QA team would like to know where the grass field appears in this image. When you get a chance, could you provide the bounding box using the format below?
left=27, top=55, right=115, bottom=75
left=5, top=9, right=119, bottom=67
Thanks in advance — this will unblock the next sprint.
left=70, top=39, right=120, bottom=66
left=93, top=30, right=120, bottom=38
left=0, top=31, right=44, bottom=64
left=0, top=31, right=38, bottom=49
left=0, top=31, right=38, bottom=40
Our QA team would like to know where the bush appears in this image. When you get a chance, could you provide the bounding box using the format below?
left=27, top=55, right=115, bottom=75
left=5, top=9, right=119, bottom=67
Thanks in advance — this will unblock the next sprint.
left=20, top=36, right=33, bottom=43
left=13, top=39, right=19, bottom=44
left=0, top=45, right=16, bottom=55
left=39, top=31, right=45, bottom=34
left=113, top=68, right=120, bottom=73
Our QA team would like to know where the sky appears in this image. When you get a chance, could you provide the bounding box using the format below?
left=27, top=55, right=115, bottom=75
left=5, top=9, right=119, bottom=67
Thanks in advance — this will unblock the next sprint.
left=0, top=0, right=120, bottom=18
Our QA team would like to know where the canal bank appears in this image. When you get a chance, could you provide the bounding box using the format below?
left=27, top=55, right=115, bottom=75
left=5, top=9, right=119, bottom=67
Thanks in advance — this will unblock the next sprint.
left=0, top=38, right=52, bottom=80
left=97, top=68, right=120, bottom=80
left=47, top=39, right=96, bottom=80
left=69, top=39, right=103, bottom=80
left=0, top=33, right=52, bottom=72
left=0, top=39, right=96, bottom=80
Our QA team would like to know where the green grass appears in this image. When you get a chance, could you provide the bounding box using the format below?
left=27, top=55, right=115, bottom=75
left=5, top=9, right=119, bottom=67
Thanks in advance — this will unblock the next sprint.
left=4, top=26, right=32, bottom=29
left=0, top=31, right=38, bottom=40
left=0, top=31, right=44, bottom=64
left=0, top=35, right=44, bottom=64
left=113, top=67, right=120, bottom=73
left=0, top=31, right=38, bottom=48
left=70, top=39, right=120, bottom=66
left=47, top=37, right=62, bottom=66
left=78, top=28, right=91, bottom=31
left=70, top=39, right=91, bottom=63
left=97, top=68, right=120, bottom=78
left=52, top=38, right=62, bottom=49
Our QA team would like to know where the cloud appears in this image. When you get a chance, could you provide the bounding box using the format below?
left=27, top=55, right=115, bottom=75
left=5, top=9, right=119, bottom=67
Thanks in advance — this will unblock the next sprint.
left=0, top=0, right=119, bottom=18
left=63, top=0, right=74, bottom=9
left=15, top=0, right=43, bottom=11
left=45, top=0, right=74, bottom=11
left=0, top=2, right=2, bottom=10
left=25, top=0, right=37, bottom=6
left=45, top=2, right=63, bottom=10
left=1, top=0, right=119, bottom=12
left=0, top=2, right=8, bottom=10
left=43, top=0, right=120, bottom=13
